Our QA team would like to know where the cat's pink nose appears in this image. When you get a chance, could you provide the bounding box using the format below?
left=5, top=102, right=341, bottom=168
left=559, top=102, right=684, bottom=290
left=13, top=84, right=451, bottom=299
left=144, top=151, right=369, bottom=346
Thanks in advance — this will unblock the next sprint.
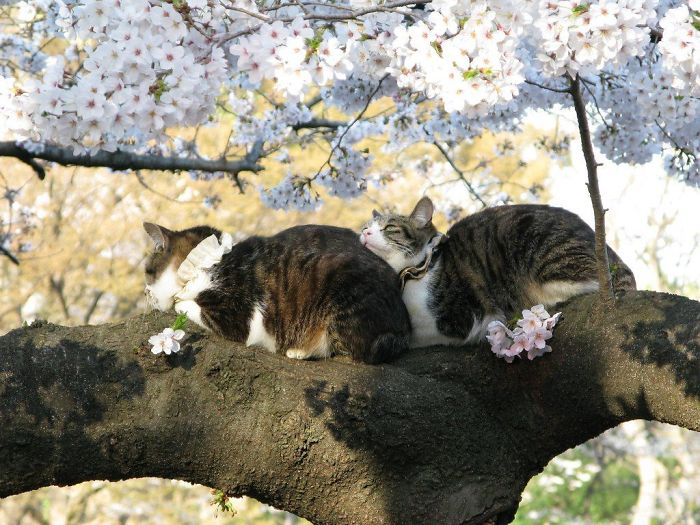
left=363, top=229, right=372, bottom=236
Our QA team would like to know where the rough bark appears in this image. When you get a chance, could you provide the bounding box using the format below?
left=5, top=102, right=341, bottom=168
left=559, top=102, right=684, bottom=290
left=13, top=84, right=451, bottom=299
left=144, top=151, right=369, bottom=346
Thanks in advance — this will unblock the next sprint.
left=1, top=291, right=699, bottom=525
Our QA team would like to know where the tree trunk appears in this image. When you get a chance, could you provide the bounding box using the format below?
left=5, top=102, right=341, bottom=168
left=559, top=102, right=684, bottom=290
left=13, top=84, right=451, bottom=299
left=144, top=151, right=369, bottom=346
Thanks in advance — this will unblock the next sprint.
left=1, top=291, right=699, bottom=525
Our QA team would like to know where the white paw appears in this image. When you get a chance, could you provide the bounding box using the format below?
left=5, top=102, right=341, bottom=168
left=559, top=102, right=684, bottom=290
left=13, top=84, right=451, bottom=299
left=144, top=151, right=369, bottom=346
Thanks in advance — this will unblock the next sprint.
left=286, top=349, right=308, bottom=360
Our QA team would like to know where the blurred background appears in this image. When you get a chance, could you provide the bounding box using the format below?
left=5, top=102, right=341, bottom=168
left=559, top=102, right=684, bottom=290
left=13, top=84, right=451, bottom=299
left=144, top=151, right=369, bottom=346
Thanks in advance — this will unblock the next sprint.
left=2, top=106, right=700, bottom=524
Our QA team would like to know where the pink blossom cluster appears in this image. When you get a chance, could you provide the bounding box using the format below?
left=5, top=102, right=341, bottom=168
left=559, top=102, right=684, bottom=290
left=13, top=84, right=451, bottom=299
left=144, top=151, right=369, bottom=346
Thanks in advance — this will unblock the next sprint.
left=486, top=305, right=562, bottom=363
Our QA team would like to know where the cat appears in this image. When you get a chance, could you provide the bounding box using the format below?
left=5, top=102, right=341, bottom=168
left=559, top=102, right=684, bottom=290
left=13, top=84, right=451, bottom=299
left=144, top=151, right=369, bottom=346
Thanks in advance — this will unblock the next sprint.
left=360, top=197, right=636, bottom=348
left=143, top=222, right=411, bottom=364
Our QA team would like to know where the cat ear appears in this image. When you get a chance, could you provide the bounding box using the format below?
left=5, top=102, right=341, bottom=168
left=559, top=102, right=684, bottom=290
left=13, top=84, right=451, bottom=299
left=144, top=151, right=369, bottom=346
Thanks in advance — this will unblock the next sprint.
left=143, top=222, right=172, bottom=251
left=372, top=209, right=382, bottom=220
left=409, top=196, right=434, bottom=227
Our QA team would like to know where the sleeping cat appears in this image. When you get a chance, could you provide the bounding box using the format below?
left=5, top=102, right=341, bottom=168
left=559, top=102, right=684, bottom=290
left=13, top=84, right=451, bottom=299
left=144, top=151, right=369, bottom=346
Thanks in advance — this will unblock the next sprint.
left=144, top=223, right=411, bottom=364
left=360, top=197, right=636, bottom=348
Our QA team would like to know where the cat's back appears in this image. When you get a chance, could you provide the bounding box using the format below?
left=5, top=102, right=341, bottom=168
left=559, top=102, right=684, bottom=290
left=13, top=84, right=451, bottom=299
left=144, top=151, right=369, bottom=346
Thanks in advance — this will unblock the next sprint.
left=247, top=224, right=410, bottom=361
left=263, top=224, right=398, bottom=278
left=268, top=224, right=362, bottom=252
left=446, top=204, right=592, bottom=242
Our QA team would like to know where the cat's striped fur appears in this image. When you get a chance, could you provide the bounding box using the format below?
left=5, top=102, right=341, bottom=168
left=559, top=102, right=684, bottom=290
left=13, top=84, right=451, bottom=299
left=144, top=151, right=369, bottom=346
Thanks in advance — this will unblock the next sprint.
left=361, top=197, right=636, bottom=348
left=144, top=223, right=411, bottom=364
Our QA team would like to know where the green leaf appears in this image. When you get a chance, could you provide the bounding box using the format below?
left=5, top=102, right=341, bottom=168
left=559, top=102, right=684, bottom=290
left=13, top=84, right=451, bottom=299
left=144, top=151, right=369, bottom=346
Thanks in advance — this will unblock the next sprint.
left=210, top=489, right=237, bottom=516
left=150, top=78, right=169, bottom=102
left=171, top=313, right=188, bottom=331
left=305, top=27, right=326, bottom=52
left=462, top=69, right=479, bottom=80
left=572, top=3, right=590, bottom=15
left=609, top=263, right=619, bottom=278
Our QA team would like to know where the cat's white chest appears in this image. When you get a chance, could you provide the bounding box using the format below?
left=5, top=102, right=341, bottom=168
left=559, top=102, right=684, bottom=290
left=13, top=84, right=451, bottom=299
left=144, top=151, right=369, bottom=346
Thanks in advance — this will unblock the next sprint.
left=402, top=269, right=462, bottom=348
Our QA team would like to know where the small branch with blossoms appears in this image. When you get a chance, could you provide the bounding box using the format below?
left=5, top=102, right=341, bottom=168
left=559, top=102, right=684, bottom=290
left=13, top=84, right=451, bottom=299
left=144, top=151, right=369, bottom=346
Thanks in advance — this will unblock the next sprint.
left=486, top=305, right=562, bottom=363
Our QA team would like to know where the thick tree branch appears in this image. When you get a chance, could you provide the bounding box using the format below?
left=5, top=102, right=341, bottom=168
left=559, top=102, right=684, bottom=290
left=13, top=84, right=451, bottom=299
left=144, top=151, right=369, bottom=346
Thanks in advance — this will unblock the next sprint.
left=1, top=291, right=699, bottom=524
left=0, top=141, right=264, bottom=181
left=568, top=75, right=615, bottom=306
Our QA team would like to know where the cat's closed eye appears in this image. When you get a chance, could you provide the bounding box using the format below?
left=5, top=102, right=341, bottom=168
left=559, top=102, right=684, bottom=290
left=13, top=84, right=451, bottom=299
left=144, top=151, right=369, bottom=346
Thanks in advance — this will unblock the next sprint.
left=382, top=225, right=402, bottom=234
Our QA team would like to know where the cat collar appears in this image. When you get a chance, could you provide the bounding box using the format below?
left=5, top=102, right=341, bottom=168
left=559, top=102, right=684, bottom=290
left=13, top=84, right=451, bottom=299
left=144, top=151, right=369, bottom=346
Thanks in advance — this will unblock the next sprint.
left=399, top=233, right=445, bottom=290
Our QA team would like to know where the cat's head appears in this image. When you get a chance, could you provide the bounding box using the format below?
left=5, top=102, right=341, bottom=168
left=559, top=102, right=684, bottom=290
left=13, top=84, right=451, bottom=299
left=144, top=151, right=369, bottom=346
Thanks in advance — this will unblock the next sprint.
left=143, top=222, right=220, bottom=310
left=360, top=196, right=438, bottom=272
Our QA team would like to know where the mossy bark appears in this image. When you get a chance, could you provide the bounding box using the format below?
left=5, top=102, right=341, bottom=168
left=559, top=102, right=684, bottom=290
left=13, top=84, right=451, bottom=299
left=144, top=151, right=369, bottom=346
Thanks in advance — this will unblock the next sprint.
left=1, top=291, right=699, bottom=525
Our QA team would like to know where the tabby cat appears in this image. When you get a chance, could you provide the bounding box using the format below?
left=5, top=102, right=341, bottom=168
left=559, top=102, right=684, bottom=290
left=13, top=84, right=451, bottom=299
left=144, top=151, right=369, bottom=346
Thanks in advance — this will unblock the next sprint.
left=360, top=197, right=636, bottom=348
left=144, top=223, right=411, bottom=364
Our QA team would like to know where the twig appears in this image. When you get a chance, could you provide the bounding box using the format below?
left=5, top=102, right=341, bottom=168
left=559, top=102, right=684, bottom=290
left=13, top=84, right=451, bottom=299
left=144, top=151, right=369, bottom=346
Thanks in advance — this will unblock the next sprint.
left=568, top=74, right=614, bottom=305
left=524, top=79, right=570, bottom=94
left=217, top=1, right=431, bottom=42
left=83, top=290, right=104, bottom=325
left=580, top=77, right=613, bottom=131
left=431, top=141, right=488, bottom=208
left=313, top=75, right=387, bottom=179
left=0, top=245, right=19, bottom=265
left=49, top=275, right=71, bottom=320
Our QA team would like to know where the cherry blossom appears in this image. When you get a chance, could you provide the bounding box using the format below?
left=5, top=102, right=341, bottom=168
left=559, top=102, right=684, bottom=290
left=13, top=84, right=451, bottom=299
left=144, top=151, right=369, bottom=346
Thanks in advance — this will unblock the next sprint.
left=487, top=305, right=562, bottom=363
left=148, top=327, right=185, bottom=355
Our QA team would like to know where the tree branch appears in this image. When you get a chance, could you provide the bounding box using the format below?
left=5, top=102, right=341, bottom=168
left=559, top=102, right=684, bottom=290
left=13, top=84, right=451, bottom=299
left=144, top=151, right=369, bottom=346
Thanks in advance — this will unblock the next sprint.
left=568, top=75, right=614, bottom=306
left=0, top=141, right=264, bottom=181
left=217, top=1, right=432, bottom=41
left=292, top=118, right=344, bottom=131
left=432, top=140, right=488, bottom=208
left=1, top=291, right=699, bottom=525
left=0, top=245, right=20, bottom=266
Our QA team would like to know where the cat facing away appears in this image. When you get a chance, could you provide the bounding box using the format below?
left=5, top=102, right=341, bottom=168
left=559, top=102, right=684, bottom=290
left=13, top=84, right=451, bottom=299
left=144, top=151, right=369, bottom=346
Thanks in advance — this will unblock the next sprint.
left=360, top=197, right=636, bottom=348
left=144, top=223, right=411, bottom=364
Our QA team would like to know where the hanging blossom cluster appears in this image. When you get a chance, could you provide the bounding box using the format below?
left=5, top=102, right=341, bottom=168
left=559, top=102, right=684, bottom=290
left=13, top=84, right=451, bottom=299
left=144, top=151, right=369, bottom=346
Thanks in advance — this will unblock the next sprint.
left=486, top=305, right=562, bottom=363
left=1, top=0, right=227, bottom=152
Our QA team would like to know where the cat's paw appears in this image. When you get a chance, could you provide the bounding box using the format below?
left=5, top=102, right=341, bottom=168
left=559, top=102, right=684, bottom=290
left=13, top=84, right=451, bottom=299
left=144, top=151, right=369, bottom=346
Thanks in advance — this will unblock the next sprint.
left=174, top=300, right=206, bottom=329
left=285, top=349, right=309, bottom=360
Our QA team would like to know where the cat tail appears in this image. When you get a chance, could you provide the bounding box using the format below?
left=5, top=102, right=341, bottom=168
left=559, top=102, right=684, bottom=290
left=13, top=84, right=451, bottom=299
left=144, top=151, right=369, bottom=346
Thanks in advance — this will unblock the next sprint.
left=365, top=333, right=409, bottom=365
